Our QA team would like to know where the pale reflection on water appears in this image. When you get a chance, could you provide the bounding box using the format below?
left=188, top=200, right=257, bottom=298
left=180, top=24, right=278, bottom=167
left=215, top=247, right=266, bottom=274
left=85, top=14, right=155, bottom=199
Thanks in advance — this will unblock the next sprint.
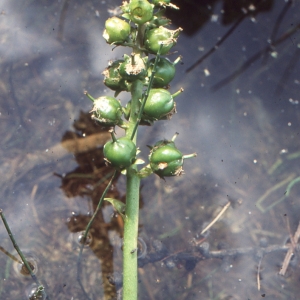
left=0, top=0, right=300, bottom=299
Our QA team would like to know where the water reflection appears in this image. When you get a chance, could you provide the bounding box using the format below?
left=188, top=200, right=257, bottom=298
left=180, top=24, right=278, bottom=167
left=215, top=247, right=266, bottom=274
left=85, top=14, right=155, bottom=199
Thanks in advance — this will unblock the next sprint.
left=0, top=0, right=299, bottom=299
left=12, top=252, right=39, bottom=278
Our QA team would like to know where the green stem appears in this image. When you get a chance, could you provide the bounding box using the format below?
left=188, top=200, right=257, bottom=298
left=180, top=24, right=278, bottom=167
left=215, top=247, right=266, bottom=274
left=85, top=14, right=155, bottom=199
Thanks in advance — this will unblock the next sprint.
left=110, top=131, right=117, bottom=142
left=123, top=21, right=164, bottom=300
left=127, top=80, right=143, bottom=141
left=123, top=79, right=143, bottom=300
left=122, top=27, right=164, bottom=300
left=0, top=209, right=49, bottom=299
left=123, top=166, right=140, bottom=300
left=84, top=91, right=96, bottom=102
left=183, top=153, right=197, bottom=159
left=172, top=87, right=184, bottom=98
left=77, top=171, right=117, bottom=299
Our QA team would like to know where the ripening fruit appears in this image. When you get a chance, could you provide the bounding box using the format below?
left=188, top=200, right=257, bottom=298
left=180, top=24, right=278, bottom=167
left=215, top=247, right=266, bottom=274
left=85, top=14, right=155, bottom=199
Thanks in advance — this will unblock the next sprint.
left=119, top=54, right=147, bottom=81
left=102, top=60, right=130, bottom=92
left=129, top=0, right=153, bottom=24
left=143, top=88, right=175, bottom=121
left=103, top=17, right=131, bottom=44
left=91, top=96, right=123, bottom=126
left=148, top=57, right=175, bottom=87
left=144, top=26, right=182, bottom=55
left=149, top=140, right=183, bottom=177
left=149, top=137, right=197, bottom=178
left=103, top=137, right=136, bottom=169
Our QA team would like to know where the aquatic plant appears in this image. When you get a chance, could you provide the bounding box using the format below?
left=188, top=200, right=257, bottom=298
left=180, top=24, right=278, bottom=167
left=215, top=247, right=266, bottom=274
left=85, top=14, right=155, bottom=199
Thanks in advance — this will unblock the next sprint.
left=83, top=1, right=196, bottom=299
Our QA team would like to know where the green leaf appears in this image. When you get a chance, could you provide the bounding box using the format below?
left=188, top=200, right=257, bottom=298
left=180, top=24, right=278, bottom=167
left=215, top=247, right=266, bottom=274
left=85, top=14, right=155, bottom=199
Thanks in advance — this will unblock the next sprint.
left=104, top=198, right=126, bottom=218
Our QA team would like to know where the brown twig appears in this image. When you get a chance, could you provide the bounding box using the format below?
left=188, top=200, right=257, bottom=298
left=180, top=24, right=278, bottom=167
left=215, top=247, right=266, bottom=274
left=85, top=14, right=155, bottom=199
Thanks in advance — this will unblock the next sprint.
left=257, top=256, right=263, bottom=291
left=201, top=201, right=231, bottom=235
left=279, top=221, right=300, bottom=276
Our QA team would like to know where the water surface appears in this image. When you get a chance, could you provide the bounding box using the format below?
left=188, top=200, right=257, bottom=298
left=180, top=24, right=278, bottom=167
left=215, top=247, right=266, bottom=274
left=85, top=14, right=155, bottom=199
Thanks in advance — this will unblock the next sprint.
left=0, top=0, right=300, bottom=299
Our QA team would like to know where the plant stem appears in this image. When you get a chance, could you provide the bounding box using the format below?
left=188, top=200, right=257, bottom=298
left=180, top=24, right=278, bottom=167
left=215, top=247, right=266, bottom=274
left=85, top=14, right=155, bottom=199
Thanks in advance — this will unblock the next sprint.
left=0, top=209, right=49, bottom=299
left=84, top=91, right=95, bottom=102
left=77, top=171, right=117, bottom=300
left=123, top=166, right=140, bottom=300
left=127, top=80, right=143, bottom=141
left=123, top=79, right=143, bottom=300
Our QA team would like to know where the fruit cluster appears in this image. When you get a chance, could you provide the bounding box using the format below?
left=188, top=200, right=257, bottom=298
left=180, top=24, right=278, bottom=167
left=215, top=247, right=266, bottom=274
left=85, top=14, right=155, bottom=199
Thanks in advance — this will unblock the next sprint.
left=86, top=0, right=196, bottom=177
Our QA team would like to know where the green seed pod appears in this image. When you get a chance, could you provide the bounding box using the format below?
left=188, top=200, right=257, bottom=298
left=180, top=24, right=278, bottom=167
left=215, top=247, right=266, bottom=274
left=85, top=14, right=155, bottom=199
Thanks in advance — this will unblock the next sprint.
left=129, top=0, right=154, bottom=25
left=91, top=96, right=123, bottom=126
left=152, top=138, right=177, bottom=149
left=103, top=17, right=131, bottom=44
left=119, top=54, right=147, bottom=82
left=102, top=60, right=130, bottom=92
left=143, top=88, right=175, bottom=121
left=103, top=137, right=136, bottom=169
left=148, top=57, right=175, bottom=87
left=149, top=140, right=183, bottom=177
left=144, top=26, right=182, bottom=55
left=149, top=134, right=197, bottom=177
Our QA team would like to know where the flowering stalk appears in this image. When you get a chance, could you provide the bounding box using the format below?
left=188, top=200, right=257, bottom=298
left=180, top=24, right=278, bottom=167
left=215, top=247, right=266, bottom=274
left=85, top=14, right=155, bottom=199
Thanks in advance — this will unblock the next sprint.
left=83, top=1, right=196, bottom=299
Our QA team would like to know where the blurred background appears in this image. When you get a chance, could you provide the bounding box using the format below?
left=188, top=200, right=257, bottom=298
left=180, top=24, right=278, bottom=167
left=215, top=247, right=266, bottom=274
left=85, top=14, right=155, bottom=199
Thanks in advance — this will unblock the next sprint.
left=0, top=0, right=300, bottom=299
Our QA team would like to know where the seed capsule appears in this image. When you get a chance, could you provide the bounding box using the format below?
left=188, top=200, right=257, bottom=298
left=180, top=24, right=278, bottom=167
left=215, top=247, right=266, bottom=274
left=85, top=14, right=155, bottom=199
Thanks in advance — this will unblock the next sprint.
left=91, top=96, right=123, bottom=126
left=119, top=54, right=147, bottom=82
left=104, top=137, right=136, bottom=169
left=144, top=26, right=182, bottom=55
left=149, top=135, right=197, bottom=178
left=128, top=0, right=153, bottom=25
left=149, top=139, right=183, bottom=177
left=143, top=88, right=175, bottom=122
left=103, top=17, right=131, bottom=44
left=148, top=57, right=176, bottom=87
left=102, top=60, right=130, bottom=92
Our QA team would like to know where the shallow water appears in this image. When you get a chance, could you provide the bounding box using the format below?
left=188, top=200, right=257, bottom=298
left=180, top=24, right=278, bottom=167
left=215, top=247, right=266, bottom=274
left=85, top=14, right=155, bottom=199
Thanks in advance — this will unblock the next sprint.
left=0, top=0, right=300, bottom=299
